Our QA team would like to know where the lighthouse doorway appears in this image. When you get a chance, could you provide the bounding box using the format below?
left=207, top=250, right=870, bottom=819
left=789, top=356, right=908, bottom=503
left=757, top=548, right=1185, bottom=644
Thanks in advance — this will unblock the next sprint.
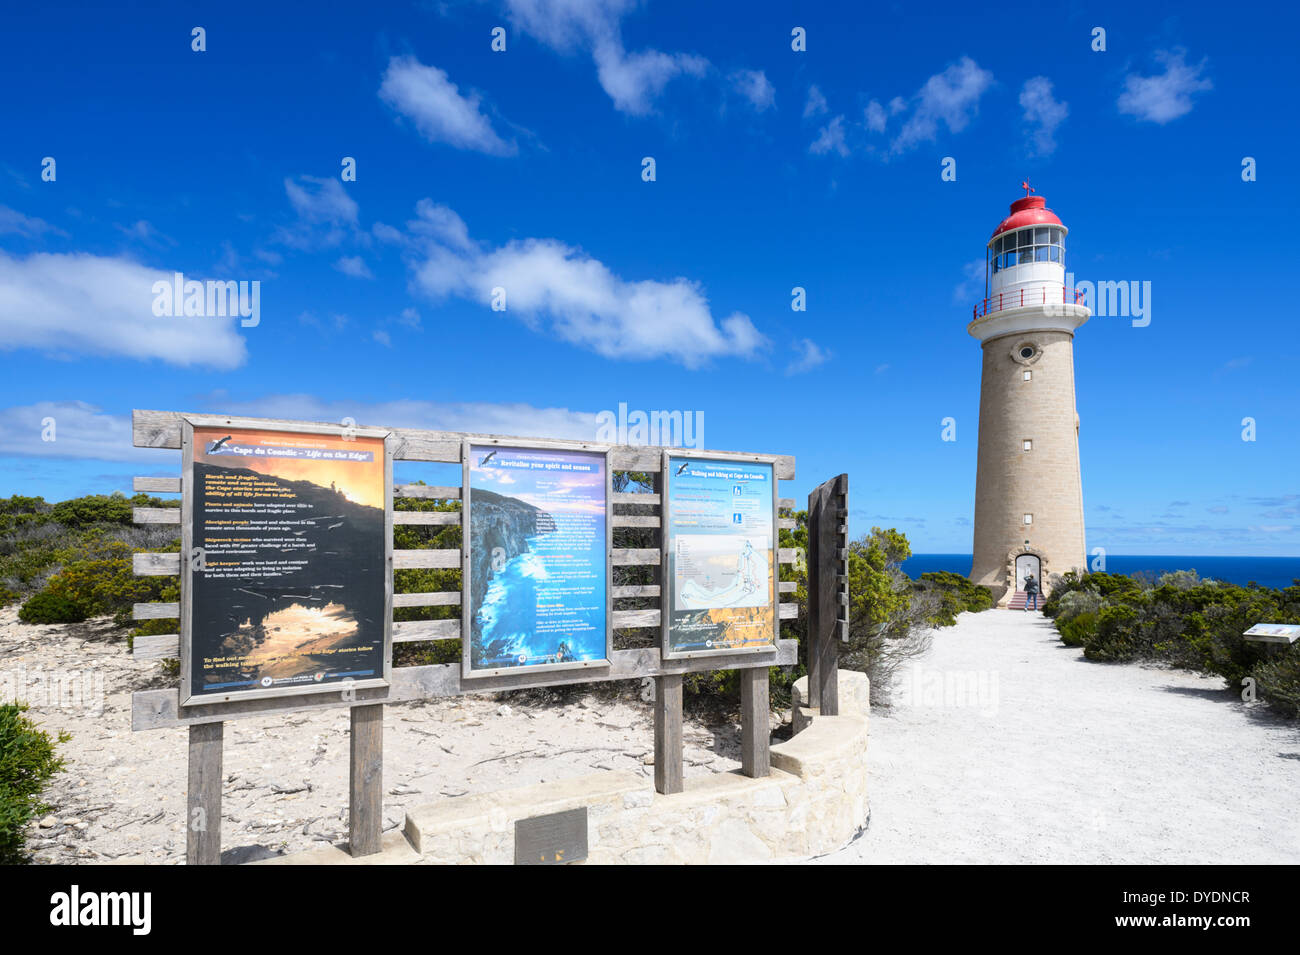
left=1015, top=554, right=1041, bottom=590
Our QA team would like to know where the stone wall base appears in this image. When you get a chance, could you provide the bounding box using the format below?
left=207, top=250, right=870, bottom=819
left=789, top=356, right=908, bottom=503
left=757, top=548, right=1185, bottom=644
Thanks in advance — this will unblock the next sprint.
left=257, top=669, right=870, bottom=865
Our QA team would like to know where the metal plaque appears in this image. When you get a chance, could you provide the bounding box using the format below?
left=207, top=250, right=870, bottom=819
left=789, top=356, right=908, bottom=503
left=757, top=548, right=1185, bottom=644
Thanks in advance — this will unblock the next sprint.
left=514, top=808, right=588, bottom=865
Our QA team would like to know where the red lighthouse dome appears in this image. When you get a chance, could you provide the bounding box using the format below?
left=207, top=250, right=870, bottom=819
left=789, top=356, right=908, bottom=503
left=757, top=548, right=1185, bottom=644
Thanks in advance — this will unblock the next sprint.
left=991, top=194, right=1063, bottom=240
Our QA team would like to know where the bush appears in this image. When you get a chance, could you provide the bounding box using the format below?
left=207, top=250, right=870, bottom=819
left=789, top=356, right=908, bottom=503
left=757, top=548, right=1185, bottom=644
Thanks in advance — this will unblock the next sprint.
left=17, top=591, right=85, bottom=624
left=1058, top=611, right=1097, bottom=647
left=1254, top=646, right=1300, bottom=717
left=916, top=571, right=994, bottom=626
left=48, top=493, right=134, bottom=528
left=1083, top=605, right=1141, bottom=661
left=0, top=703, right=69, bottom=864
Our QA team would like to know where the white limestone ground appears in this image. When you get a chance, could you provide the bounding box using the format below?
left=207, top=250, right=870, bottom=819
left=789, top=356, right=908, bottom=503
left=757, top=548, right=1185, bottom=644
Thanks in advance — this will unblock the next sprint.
left=0, top=606, right=764, bottom=865
left=818, top=609, right=1300, bottom=865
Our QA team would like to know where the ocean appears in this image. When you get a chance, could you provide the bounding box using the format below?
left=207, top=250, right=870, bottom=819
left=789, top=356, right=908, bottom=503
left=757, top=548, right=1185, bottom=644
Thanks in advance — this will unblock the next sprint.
left=902, top=554, right=1300, bottom=591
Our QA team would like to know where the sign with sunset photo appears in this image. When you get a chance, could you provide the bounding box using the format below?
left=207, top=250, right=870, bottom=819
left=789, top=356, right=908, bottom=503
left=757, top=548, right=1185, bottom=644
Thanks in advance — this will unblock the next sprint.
left=184, top=425, right=389, bottom=704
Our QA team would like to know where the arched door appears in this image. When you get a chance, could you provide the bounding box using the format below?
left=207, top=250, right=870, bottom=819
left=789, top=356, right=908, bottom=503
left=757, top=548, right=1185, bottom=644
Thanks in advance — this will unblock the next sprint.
left=1014, top=554, right=1041, bottom=591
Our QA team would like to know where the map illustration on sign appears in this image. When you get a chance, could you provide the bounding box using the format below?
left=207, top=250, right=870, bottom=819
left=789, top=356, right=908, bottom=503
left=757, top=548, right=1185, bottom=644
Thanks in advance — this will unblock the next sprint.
left=186, top=426, right=388, bottom=703
left=664, top=457, right=776, bottom=656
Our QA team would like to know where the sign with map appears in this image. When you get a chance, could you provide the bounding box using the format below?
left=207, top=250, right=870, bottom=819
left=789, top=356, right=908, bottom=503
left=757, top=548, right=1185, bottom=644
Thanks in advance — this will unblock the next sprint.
left=463, top=443, right=611, bottom=677
left=183, top=423, right=390, bottom=705
left=663, top=455, right=777, bottom=657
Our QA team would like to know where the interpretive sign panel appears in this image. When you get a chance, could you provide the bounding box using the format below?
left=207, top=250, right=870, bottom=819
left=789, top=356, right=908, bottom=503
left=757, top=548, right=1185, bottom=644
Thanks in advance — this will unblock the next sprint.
left=182, top=421, right=392, bottom=706
left=462, top=442, right=612, bottom=678
left=662, top=453, right=778, bottom=658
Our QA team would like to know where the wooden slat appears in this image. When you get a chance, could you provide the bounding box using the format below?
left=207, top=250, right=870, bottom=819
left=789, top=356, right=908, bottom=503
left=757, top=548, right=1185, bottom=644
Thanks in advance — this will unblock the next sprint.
left=779, top=581, right=797, bottom=593
left=612, top=585, right=660, bottom=599
left=134, top=552, right=180, bottom=575
left=391, top=511, right=460, bottom=525
left=132, top=640, right=799, bottom=730
left=395, top=484, right=460, bottom=499
left=133, top=506, right=180, bottom=524
left=613, top=548, right=660, bottom=566
left=187, top=722, right=223, bottom=866
left=133, top=411, right=795, bottom=479
left=134, top=476, right=180, bottom=493
left=392, top=549, right=460, bottom=569
left=133, top=601, right=179, bottom=620
left=392, top=591, right=459, bottom=608
left=778, top=498, right=795, bottom=511
left=654, top=673, right=684, bottom=795
left=613, top=608, right=659, bottom=629
left=133, top=633, right=180, bottom=659
left=779, top=602, right=798, bottom=620
left=778, top=518, right=796, bottom=530
left=393, top=619, right=459, bottom=641
left=779, top=548, right=798, bottom=564
left=612, top=515, right=659, bottom=528
left=612, top=492, right=660, bottom=505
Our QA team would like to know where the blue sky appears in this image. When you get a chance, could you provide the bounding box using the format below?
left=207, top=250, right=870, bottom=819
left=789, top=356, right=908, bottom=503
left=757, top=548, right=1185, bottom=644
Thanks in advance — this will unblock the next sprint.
left=1, top=0, right=1296, bottom=556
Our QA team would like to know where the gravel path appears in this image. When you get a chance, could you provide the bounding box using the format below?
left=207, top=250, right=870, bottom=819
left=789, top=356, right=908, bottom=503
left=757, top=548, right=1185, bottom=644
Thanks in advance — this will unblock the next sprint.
left=820, top=610, right=1300, bottom=864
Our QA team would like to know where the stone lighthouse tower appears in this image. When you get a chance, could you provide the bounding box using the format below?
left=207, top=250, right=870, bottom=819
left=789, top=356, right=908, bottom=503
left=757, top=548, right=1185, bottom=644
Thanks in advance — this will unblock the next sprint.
left=969, top=186, right=1090, bottom=605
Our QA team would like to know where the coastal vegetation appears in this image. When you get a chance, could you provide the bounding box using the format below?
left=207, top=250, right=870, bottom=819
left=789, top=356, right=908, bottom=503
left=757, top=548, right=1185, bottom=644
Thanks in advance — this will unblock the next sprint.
left=0, top=703, right=68, bottom=864
left=1043, top=570, right=1300, bottom=717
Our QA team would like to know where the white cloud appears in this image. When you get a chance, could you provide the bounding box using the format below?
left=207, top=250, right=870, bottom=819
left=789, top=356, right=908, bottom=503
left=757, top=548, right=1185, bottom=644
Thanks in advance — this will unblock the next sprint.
left=891, top=57, right=993, bottom=153
left=729, top=69, right=775, bottom=111
left=804, top=85, right=829, bottom=118
left=953, top=258, right=987, bottom=305
left=0, top=205, right=64, bottom=238
left=0, top=251, right=248, bottom=368
left=372, top=329, right=391, bottom=347
left=379, top=56, right=517, bottom=155
left=809, top=116, right=849, bottom=157
left=1118, top=49, right=1212, bottom=124
left=0, top=396, right=605, bottom=461
left=403, top=201, right=766, bottom=367
left=1019, top=77, right=1068, bottom=156
left=205, top=394, right=602, bottom=442
left=864, top=99, right=887, bottom=133
left=279, top=175, right=360, bottom=249
left=503, top=0, right=707, bottom=114
left=334, top=255, right=374, bottom=279
left=786, top=338, right=830, bottom=375
left=0, top=401, right=155, bottom=461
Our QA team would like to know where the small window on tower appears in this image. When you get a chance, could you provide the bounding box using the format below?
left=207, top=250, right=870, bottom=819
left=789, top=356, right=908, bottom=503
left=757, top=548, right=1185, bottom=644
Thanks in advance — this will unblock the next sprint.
left=1023, top=440, right=1033, bottom=451
left=1024, top=514, right=1034, bottom=525
left=1024, top=370, right=1032, bottom=381
left=1035, top=246, right=1050, bottom=262
left=1020, top=346, right=1035, bottom=359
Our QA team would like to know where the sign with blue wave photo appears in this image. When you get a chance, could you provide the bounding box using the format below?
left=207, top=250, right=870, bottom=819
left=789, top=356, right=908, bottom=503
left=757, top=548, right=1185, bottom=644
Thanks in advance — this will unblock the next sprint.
left=463, top=444, right=611, bottom=677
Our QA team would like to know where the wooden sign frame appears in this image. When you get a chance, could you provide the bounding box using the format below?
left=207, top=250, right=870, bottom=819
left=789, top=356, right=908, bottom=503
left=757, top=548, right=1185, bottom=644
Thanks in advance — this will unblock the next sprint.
left=179, top=415, right=394, bottom=708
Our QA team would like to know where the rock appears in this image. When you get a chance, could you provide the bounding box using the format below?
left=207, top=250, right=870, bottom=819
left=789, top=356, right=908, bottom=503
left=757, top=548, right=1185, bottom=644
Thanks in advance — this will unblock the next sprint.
left=496, top=704, right=513, bottom=717
left=642, top=753, right=655, bottom=765
left=39, top=815, right=57, bottom=828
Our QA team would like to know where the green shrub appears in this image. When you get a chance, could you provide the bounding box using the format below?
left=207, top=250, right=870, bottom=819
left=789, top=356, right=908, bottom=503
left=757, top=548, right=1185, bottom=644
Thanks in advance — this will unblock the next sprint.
left=17, top=591, right=85, bottom=624
left=0, top=703, right=69, bottom=864
left=1254, top=646, right=1300, bottom=717
left=916, top=571, right=994, bottom=626
left=48, top=493, right=134, bottom=528
left=0, top=586, right=18, bottom=608
left=1083, top=605, right=1141, bottom=661
left=1058, top=611, right=1097, bottom=647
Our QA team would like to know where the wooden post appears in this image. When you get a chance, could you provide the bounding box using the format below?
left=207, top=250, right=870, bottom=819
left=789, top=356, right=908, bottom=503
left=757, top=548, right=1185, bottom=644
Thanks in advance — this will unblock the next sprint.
left=186, top=721, right=223, bottom=866
left=349, top=703, right=384, bottom=857
left=808, top=474, right=849, bottom=717
left=654, top=673, right=683, bottom=794
left=740, top=667, right=770, bottom=777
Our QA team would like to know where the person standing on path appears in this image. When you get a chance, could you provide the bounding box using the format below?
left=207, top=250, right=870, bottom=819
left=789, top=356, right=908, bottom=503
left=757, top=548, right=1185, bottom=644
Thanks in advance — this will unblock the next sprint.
left=1023, top=573, right=1039, bottom=611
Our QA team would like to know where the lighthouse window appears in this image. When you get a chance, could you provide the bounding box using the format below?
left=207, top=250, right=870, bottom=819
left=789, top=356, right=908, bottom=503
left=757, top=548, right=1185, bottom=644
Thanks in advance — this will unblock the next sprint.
left=1035, top=246, right=1050, bottom=262
left=1020, top=346, right=1035, bottom=359
left=1024, top=440, right=1033, bottom=451
left=1035, top=228, right=1049, bottom=244
left=1049, top=246, right=1061, bottom=263
left=1018, top=230, right=1032, bottom=248
left=1019, top=249, right=1034, bottom=264
left=1024, top=514, right=1034, bottom=525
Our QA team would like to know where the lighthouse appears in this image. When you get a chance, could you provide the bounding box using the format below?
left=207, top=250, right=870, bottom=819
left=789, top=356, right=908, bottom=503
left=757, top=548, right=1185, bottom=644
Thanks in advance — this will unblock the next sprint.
left=968, top=186, right=1090, bottom=606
